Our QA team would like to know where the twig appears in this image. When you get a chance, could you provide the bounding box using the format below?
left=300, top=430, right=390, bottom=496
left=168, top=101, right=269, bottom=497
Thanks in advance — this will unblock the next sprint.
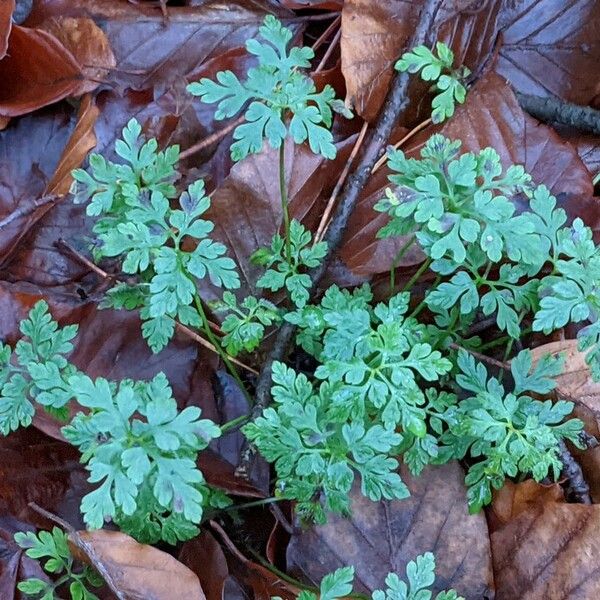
left=372, top=117, right=432, bottom=174
left=236, top=0, right=444, bottom=478
left=314, top=121, right=369, bottom=244
left=517, top=92, right=600, bottom=136
left=28, top=503, right=127, bottom=600
left=55, top=239, right=257, bottom=375
left=0, top=195, right=59, bottom=230
left=270, top=502, right=295, bottom=535
left=448, top=342, right=510, bottom=371
left=558, top=441, right=592, bottom=504
left=179, top=116, right=245, bottom=160
left=314, top=26, right=341, bottom=73
left=310, top=14, right=341, bottom=55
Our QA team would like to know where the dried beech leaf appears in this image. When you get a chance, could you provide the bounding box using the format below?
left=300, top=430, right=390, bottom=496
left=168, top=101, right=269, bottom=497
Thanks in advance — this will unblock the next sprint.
left=45, top=94, right=100, bottom=196
left=286, top=462, right=493, bottom=598
left=488, top=480, right=564, bottom=534
left=0, top=0, right=14, bottom=58
left=529, top=339, right=600, bottom=502
left=26, top=0, right=293, bottom=91
left=497, top=0, right=600, bottom=106
left=492, top=501, right=600, bottom=599
left=71, top=529, right=206, bottom=600
left=0, top=25, right=82, bottom=117
left=38, top=17, right=116, bottom=95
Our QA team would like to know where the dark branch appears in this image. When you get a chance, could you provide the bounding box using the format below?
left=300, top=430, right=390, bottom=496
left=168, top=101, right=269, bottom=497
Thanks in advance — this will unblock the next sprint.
left=558, top=441, right=592, bottom=505
left=517, top=92, right=600, bottom=136
left=0, top=195, right=59, bottom=231
left=236, top=0, right=443, bottom=477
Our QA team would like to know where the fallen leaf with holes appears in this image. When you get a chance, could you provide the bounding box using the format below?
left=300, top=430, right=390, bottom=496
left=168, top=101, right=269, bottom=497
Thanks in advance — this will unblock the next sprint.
left=492, top=499, right=600, bottom=599
left=71, top=529, right=206, bottom=600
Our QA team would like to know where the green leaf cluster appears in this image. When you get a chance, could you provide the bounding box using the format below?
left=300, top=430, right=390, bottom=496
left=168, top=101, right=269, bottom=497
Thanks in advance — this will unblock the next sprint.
left=275, top=552, right=463, bottom=600
left=252, top=219, right=328, bottom=308
left=395, top=42, right=470, bottom=123
left=187, top=15, right=351, bottom=161
left=73, top=120, right=240, bottom=353
left=376, top=134, right=600, bottom=377
left=245, top=286, right=453, bottom=521
left=62, top=372, right=221, bottom=532
left=0, top=301, right=79, bottom=434
left=439, top=349, right=583, bottom=512
left=15, top=527, right=103, bottom=600
left=1, top=302, right=224, bottom=545
left=214, top=291, right=281, bottom=357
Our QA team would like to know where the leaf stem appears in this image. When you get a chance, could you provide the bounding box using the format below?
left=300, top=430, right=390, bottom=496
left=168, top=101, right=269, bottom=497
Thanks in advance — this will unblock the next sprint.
left=402, top=257, right=432, bottom=292
left=279, top=139, right=292, bottom=265
left=220, top=413, right=250, bottom=433
left=223, top=496, right=281, bottom=511
left=389, top=235, right=416, bottom=292
left=194, top=295, right=252, bottom=404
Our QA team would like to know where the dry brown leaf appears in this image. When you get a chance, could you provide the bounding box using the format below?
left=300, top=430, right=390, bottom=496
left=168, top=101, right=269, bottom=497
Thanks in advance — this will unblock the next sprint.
left=38, top=17, right=116, bottom=95
left=71, top=529, right=206, bottom=600
left=45, top=94, right=100, bottom=196
left=287, top=462, right=493, bottom=598
left=492, top=500, right=600, bottom=599
left=488, top=480, right=564, bottom=534
left=0, top=0, right=14, bottom=58
left=0, top=25, right=82, bottom=117
left=497, top=0, right=600, bottom=107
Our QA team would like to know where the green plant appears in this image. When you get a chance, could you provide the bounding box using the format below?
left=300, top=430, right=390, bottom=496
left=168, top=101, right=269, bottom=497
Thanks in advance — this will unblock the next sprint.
left=1, top=301, right=224, bottom=544
left=273, top=552, right=463, bottom=600
left=395, top=42, right=470, bottom=123
left=187, top=15, right=350, bottom=162
left=15, top=527, right=103, bottom=600
left=188, top=15, right=351, bottom=268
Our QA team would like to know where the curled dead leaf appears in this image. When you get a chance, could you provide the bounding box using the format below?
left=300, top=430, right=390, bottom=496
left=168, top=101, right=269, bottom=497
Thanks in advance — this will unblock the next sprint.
left=0, top=0, right=14, bottom=58
left=70, top=529, right=206, bottom=600
left=38, top=17, right=116, bottom=95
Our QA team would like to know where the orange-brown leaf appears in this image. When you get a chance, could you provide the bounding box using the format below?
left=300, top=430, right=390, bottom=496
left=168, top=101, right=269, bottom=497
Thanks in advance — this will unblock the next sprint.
left=71, top=529, right=206, bottom=600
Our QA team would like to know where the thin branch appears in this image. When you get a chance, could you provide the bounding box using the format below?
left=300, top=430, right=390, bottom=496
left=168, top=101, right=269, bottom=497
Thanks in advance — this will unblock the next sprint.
left=314, top=120, right=369, bottom=244
left=55, top=239, right=257, bottom=375
left=0, top=195, right=59, bottom=231
left=310, top=14, right=341, bottom=55
left=179, top=116, right=245, bottom=160
left=236, top=0, right=444, bottom=478
left=449, top=342, right=510, bottom=371
left=314, top=26, right=341, bottom=73
left=558, top=441, right=592, bottom=504
left=28, top=503, right=127, bottom=600
left=372, top=117, right=432, bottom=173
left=517, top=92, right=600, bottom=136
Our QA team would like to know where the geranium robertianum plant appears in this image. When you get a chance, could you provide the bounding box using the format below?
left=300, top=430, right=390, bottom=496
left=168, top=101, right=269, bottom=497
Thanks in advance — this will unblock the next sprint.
left=1, top=18, right=595, bottom=599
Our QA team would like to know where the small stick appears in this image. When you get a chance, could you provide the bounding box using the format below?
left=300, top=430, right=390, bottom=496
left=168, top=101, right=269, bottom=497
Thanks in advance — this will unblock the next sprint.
left=28, top=503, right=127, bottom=600
left=314, top=121, right=369, bottom=244
left=179, top=116, right=245, bottom=160
left=372, top=117, right=432, bottom=173
left=313, top=26, right=341, bottom=73
left=310, top=14, right=341, bottom=55
left=0, top=195, right=59, bottom=231
left=449, top=342, right=510, bottom=371
left=55, top=239, right=257, bottom=375
left=517, top=92, right=600, bottom=136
